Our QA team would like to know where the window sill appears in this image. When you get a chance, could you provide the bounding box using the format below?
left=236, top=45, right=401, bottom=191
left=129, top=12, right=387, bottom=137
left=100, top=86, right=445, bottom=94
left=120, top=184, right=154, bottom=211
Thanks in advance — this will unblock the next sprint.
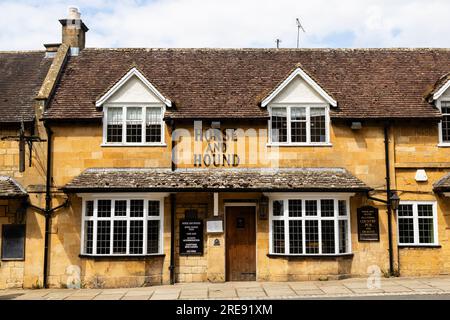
left=266, top=143, right=333, bottom=148
left=79, top=254, right=165, bottom=260
left=437, top=143, right=450, bottom=148
left=267, top=253, right=353, bottom=260
left=1, top=258, right=25, bottom=262
left=398, top=245, right=441, bottom=249
left=101, top=143, right=167, bottom=148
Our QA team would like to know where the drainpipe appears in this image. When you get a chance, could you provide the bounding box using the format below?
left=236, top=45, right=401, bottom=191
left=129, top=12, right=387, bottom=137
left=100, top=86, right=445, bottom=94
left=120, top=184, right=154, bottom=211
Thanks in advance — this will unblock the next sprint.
left=384, top=122, right=395, bottom=277
left=43, top=123, right=53, bottom=288
left=169, top=119, right=176, bottom=284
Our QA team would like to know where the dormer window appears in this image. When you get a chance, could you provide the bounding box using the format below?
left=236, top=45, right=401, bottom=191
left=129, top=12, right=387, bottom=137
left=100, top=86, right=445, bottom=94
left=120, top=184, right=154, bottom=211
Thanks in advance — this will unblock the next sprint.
left=261, top=67, right=336, bottom=146
left=96, top=67, right=171, bottom=147
left=105, top=106, right=163, bottom=145
left=440, top=101, right=450, bottom=144
left=270, top=105, right=328, bottom=144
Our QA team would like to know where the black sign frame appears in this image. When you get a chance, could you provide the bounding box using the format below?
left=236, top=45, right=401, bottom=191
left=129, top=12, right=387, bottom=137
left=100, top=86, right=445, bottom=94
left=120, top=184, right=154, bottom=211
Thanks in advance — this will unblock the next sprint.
left=179, top=219, right=204, bottom=256
left=357, top=206, right=380, bottom=242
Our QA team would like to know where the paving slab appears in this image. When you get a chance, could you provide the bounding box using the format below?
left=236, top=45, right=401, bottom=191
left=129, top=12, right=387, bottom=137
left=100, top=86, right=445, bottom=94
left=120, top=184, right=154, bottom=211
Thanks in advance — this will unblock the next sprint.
left=264, top=288, right=296, bottom=297
left=94, top=294, right=125, bottom=300
left=319, top=285, right=353, bottom=295
left=121, top=295, right=151, bottom=300
left=125, top=290, right=154, bottom=296
left=179, top=289, right=208, bottom=299
left=289, top=282, right=320, bottom=290
left=293, top=289, right=325, bottom=296
left=150, top=293, right=180, bottom=300
left=208, top=289, right=237, bottom=299
left=236, top=288, right=267, bottom=298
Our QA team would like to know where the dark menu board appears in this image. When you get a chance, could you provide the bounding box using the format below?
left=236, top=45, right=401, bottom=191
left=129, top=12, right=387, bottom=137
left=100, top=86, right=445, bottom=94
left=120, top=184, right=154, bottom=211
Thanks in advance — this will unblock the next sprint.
left=357, top=206, right=380, bottom=242
left=179, top=220, right=203, bottom=256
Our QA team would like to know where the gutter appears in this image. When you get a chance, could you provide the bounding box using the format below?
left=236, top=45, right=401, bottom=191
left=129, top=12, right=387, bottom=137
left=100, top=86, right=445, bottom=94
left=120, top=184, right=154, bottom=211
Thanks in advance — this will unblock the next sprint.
left=169, top=119, right=176, bottom=285
left=384, top=123, right=395, bottom=277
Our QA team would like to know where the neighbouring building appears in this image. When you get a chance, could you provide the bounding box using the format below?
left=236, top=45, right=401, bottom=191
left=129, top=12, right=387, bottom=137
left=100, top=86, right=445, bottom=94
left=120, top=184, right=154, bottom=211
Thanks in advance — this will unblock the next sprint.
left=1, top=8, right=450, bottom=289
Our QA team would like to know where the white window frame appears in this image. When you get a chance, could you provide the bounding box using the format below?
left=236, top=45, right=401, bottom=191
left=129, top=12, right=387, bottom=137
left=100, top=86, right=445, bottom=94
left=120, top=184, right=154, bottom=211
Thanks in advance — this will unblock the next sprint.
left=267, top=104, right=331, bottom=147
left=437, top=99, right=450, bottom=147
left=102, top=103, right=166, bottom=147
left=268, top=193, right=352, bottom=256
left=396, top=201, right=439, bottom=247
left=80, top=193, right=166, bottom=256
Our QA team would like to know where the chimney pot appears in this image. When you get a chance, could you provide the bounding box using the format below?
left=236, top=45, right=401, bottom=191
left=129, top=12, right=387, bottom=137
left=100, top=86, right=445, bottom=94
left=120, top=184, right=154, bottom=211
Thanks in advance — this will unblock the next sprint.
left=68, top=7, right=81, bottom=20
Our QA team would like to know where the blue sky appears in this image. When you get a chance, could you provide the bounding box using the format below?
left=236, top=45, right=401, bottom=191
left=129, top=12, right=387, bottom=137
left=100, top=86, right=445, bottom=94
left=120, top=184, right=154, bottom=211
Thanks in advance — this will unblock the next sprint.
left=0, top=0, right=449, bottom=50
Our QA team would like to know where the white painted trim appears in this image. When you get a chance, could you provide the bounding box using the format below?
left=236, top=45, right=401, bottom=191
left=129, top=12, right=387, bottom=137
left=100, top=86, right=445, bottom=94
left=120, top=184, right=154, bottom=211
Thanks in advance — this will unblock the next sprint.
left=96, top=67, right=172, bottom=107
left=433, top=79, right=450, bottom=101
left=213, top=193, right=219, bottom=216
left=267, top=195, right=352, bottom=256
left=437, top=99, right=450, bottom=145
left=102, top=104, right=166, bottom=146
left=267, top=105, right=331, bottom=145
left=396, top=201, right=439, bottom=246
left=80, top=194, right=166, bottom=256
left=261, top=67, right=337, bottom=108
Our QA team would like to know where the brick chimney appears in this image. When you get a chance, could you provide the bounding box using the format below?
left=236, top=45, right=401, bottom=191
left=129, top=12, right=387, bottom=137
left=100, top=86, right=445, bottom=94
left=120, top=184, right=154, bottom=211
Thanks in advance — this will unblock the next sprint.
left=59, top=7, right=89, bottom=55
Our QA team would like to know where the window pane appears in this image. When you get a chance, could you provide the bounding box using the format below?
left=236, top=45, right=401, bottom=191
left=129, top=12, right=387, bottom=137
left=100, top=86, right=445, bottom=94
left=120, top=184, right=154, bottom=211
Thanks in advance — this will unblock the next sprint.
left=84, top=221, right=93, bottom=254
left=146, top=108, right=162, bottom=143
left=305, top=220, right=319, bottom=254
left=310, top=108, right=326, bottom=143
left=85, top=201, right=94, bottom=217
left=130, top=221, right=144, bottom=254
left=398, top=218, right=414, bottom=244
left=126, top=107, right=142, bottom=143
left=107, top=107, right=123, bottom=143
left=113, top=221, right=127, bottom=254
left=338, top=220, right=348, bottom=254
left=289, top=220, right=303, bottom=254
left=418, top=218, right=434, bottom=244
left=130, top=200, right=144, bottom=217
left=271, top=108, right=287, bottom=143
left=272, top=220, right=285, bottom=254
left=338, top=200, right=347, bottom=216
left=273, top=200, right=284, bottom=217
left=321, top=199, right=334, bottom=217
left=418, top=204, right=433, bottom=217
left=97, top=200, right=111, bottom=218
left=288, top=200, right=302, bottom=217
left=305, top=200, right=317, bottom=216
left=96, top=221, right=111, bottom=254
left=398, top=204, right=413, bottom=217
left=114, top=200, right=127, bottom=217
left=148, top=201, right=160, bottom=216
left=321, top=220, right=335, bottom=254
left=147, top=220, right=160, bottom=254
left=291, top=107, right=306, bottom=143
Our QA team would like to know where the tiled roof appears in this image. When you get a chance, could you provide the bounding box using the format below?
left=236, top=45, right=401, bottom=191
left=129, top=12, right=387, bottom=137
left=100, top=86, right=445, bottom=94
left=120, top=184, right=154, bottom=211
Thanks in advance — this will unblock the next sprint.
left=433, top=173, right=450, bottom=192
left=43, top=48, right=450, bottom=120
left=63, top=168, right=371, bottom=193
left=0, top=176, right=27, bottom=198
left=0, top=51, right=52, bottom=123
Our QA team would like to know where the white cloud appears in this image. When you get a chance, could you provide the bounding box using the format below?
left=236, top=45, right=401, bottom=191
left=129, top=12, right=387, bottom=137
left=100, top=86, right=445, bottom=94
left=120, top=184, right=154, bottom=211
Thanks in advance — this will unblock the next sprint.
left=0, top=0, right=449, bottom=50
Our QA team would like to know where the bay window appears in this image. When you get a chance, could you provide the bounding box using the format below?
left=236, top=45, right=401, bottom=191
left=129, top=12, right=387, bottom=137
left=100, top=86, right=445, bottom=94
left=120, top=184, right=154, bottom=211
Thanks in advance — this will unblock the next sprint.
left=269, top=105, right=329, bottom=145
left=104, top=105, right=164, bottom=145
left=397, top=201, right=438, bottom=246
left=269, top=196, right=351, bottom=256
left=81, top=196, right=164, bottom=256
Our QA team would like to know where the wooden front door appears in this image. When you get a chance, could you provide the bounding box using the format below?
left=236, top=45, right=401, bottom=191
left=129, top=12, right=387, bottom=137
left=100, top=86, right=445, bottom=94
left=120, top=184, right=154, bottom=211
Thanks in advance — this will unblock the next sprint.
left=226, top=206, right=256, bottom=281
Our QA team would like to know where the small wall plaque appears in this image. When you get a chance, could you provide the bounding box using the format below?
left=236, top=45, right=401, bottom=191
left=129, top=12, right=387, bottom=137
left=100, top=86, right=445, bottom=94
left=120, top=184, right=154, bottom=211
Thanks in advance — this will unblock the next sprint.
left=207, top=219, right=223, bottom=233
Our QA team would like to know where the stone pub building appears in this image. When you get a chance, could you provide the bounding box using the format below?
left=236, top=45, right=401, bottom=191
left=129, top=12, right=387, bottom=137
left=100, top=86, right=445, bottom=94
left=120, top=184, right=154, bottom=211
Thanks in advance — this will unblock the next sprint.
left=1, top=8, right=450, bottom=289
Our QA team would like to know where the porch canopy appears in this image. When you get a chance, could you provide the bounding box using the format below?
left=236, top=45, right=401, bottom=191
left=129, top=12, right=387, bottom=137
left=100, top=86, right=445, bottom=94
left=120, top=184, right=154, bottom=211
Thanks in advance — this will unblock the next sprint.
left=434, top=173, right=450, bottom=193
left=63, top=168, right=371, bottom=193
left=0, top=176, right=28, bottom=199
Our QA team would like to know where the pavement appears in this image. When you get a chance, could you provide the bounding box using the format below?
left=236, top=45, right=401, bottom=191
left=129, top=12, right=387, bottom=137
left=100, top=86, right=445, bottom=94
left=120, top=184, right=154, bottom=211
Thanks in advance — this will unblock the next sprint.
left=1, top=276, right=450, bottom=300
